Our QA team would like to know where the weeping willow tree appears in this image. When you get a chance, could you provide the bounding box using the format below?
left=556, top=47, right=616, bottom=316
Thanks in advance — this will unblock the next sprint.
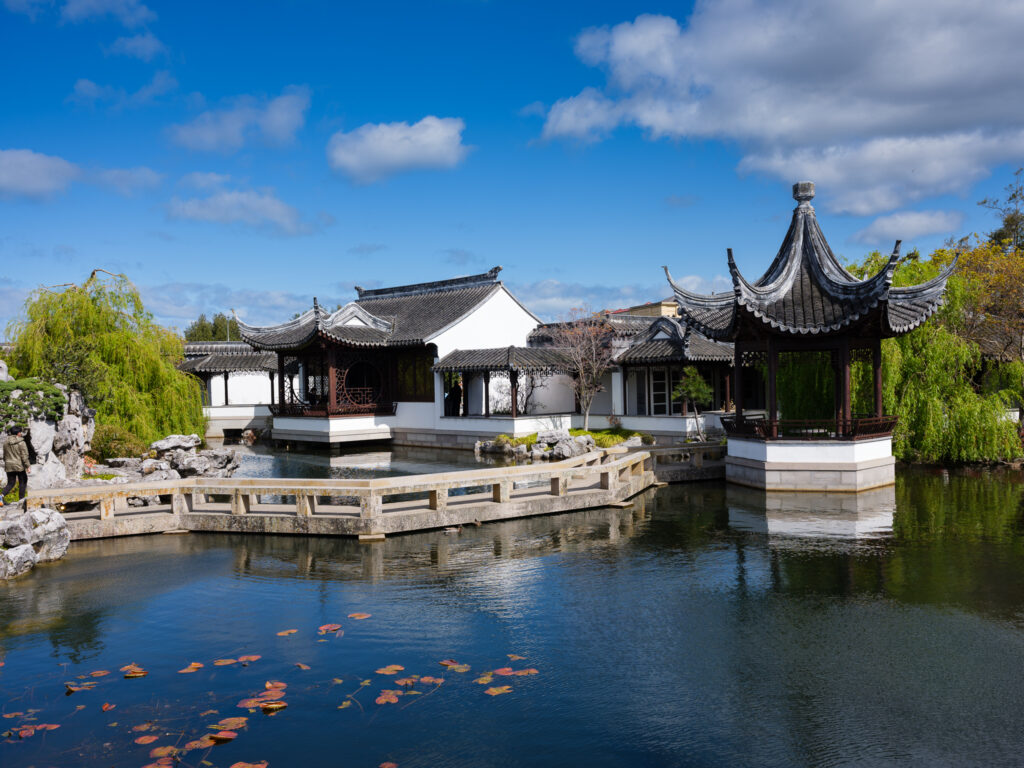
left=5, top=270, right=205, bottom=445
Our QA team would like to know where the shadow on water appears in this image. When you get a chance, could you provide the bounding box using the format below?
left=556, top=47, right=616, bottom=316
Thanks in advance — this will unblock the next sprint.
left=4, top=463, right=1024, bottom=766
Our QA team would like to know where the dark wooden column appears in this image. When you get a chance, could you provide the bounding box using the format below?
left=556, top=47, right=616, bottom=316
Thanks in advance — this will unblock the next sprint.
left=510, top=370, right=519, bottom=419
left=461, top=374, right=470, bottom=417
left=484, top=372, right=490, bottom=417
left=873, top=338, right=883, bottom=418
left=327, top=347, right=338, bottom=414
left=733, top=341, right=744, bottom=423
left=223, top=372, right=230, bottom=406
left=767, top=339, right=778, bottom=437
left=723, top=366, right=731, bottom=411
left=840, top=336, right=852, bottom=435
left=277, top=353, right=286, bottom=406
left=269, top=372, right=275, bottom=404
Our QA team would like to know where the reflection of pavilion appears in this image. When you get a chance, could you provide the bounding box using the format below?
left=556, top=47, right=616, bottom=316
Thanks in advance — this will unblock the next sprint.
left=727, top=484, right=895, bottom=539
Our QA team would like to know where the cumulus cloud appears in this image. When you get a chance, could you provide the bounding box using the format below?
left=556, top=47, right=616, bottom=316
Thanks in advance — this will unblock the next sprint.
left=3, top=0, right=49, bottom=18
left=0, top=148, right=80, bottom=199
left=140, top=282, right=346, bottom=326
left=511, top=274, right=729, bottom=321
left=852, top=210, right=965, bottom=245
left=106, top=31, right=166, bottom=60
left=94, top=166, right=162, bottom=196
left=168, top=187, right=307, bottom=235
left=168, top=86, right=310, bottom=152
left=544, top=4, right=1024, bottom=213
left=179, top=171, right=231, bottom=189
left=69, top=70, right=177, bottom=108
left=61, top=0, right=154, bottom=27
left=326, top=116, right=470, bottom=183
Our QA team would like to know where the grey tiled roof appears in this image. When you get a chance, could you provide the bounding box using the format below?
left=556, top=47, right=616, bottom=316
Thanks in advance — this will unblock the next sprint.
left=614, top=316, right=732, bottom=364
left=434, top=346, right=573, bottom=374
left=179, top=353, right=277, bottom=373
left=236, top=268, right=506, bottom=351
left=666, top=182, right=955, bottom=340
left=527, top=313, right=655, bottom=345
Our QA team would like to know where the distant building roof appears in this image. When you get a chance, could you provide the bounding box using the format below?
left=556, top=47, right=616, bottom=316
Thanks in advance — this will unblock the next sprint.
left=433, top=346, right=573, bottom=375
left=236, top=267, right=524, bottom=351
left=180, top=341, right=278, bottom=374
left=665, top=182, right=956, bottom=340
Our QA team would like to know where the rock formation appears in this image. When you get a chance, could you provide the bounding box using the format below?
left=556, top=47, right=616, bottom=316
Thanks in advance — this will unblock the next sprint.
left=0, top=507, right=70, bottom=579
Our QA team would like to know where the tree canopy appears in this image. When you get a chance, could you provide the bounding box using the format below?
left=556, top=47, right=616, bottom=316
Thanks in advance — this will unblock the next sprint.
left=5, top=270, right=205, bottom=445
left=184, top=312, right=240, bottom=342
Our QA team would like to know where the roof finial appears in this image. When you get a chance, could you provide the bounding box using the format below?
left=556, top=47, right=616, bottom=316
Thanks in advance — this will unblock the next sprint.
left=793, top=181, right=815, bottom=205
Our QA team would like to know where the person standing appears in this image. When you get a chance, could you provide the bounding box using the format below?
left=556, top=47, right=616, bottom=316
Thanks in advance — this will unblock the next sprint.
left=1, top=425, right=31, bottom=505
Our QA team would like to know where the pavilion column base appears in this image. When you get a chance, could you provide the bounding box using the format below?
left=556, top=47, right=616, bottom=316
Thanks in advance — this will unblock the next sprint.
left=725, top=436, right=895, bottom=493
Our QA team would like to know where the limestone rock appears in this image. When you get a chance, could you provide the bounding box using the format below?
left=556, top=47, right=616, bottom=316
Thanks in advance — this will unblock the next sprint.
left=30, top=453, right=68, bottom=490
left=0, top=544, right=37, bottom=579
left=573, top=435, right=596, bottom=451
left=621, top=435, right=643, bottom=448
left=28, top=417, right=56, bottom=459
left=107, top=457, right=142, bottom=471
left=27, top=508, right=69, bottom=561
left=0, top=515, right=33, bottom=546
left=0, top=359, right=10, bottom=382
left=176, top=454, right=212, bottom=477
left=141, top=459, right=171, bottom=475
left=551, top=440, right=577, bottom=460
left=536, top=429, right=571, bottom=446
left=150, top=434, right=202, bottom=454
left=529, top=448, right=548, bottom=462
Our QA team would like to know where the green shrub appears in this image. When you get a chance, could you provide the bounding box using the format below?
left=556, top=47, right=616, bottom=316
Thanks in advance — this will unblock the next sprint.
left=89, top=423, right=147, bottom=461
left=0, top=378, right=66, bottom=430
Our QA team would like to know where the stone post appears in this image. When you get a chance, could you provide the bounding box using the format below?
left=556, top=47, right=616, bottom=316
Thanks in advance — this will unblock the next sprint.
left=492, top=480, right=511, bottom=503
left=296, top=493, right=318, bottom=517
left=230, top=490, right=250, bottom=515
left=550, top=476, right=567, bottom=496
left=360, top=491, right=382, bottom=518
left=429, top=488, right=448, bottom=512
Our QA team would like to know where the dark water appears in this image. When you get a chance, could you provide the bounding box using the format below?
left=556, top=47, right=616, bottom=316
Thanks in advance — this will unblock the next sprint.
left=3, top=466, right=1024, bottom=767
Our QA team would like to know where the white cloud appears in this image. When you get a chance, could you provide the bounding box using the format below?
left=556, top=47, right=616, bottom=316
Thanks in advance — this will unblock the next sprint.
left=544, top=4, right=1024, bottom=213
left=3, top=0, right=50, bottom=18
left=511, top=275, right=728, bottom=321
left=106, top=31, right=165, bottom=60
left=94, top=166, right=162, bottom=196
left=168, top=86, right=310, bottom=152
left=69, top=70, right=177, bottom=108
left=179, top=171, right=231, bottom=189
left=852, top=210, right=965, bottom=245
left=326, top=116, right=470, bottom=183
left=140, top=282, right=346, bottom=326
left=61, top=0, right=154, bottom=27
left=0, top=148, right=79, bottom=199
left=168, top=188, right=307, bottom=235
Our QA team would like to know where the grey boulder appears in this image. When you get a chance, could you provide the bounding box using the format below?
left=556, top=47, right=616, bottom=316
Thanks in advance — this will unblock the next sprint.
left=0, top=544, right=37, bottom=579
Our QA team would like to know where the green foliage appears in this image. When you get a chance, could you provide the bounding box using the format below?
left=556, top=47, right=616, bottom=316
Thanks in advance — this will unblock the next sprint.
left=776, top=352, right=834, bottom=419
left=184, top=312, right=240, bottom=342
left=671, top=366, right=713, bottom=409
left=0, top=378, right=66, bottom=429
left=569, top=427, right=652, bottom=448
left=5, top=271, right=205, bottom=445
left=88, top=423, right=149, bottom=461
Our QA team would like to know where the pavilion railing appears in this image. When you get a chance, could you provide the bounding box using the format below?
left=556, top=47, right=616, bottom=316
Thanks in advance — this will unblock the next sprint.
left=269, top=401, right=398, bottom=418
left=720, top=414, right=897, bottom=441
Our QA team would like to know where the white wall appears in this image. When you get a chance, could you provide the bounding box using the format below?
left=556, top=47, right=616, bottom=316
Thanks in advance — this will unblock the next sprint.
left=586, top=372, right=615, bottom=415
left=530, top=374, right=575, bottom=414
left=429, top=287, right=538, bottom=357
left=728, top=436, right=893, bottom=463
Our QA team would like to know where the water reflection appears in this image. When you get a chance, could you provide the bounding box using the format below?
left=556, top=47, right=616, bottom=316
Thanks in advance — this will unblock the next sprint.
left=727, top=485, right=895, bottom=540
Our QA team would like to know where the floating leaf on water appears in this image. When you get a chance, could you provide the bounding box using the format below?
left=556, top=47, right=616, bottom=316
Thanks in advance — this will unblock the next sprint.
left=513, top=668, right=539, bottom=676
left=260, top=701, right=287, bottom=714
left=374, top=690, right=401, bottom=705
left=360, top=680, right=372, bottom=687
left=348, top=613, right=371, bottom=620
left=200, top=709, right=219, bottom=717
left=75, top=705, right=86, bottom=711
left=265, top=681, right=287, bottom=690
left=438, top=659, right=459, bottom=668
left=178, top=663, right=204, bottom=674
left=133, top=723, right=153, bottom=732
left=64, top=681, right=97, bottom=693
left=485, top=686, right=513, bottom=696
left=215, top=717, right=248, bottom=730
left=238, top=655, right=261, bottom=663
left=213, top=659, right=238, bottom=666
left=474, top=675, right=494, bottom=685
left=230, top=763, right=269, bottom=768
left=375, top=664, right=404, bottom=675
left=394, top=677, right=418, bottom=686
left=318, top=623, right=342, bottom=635
left=276, top=629, right=298, bottom=636
left=122, top=663, right=148, bottom=679
left=257, top=690, right=286, bottom=701
left=338, top=700, right=352, bottom=709
left=18, top=727, right=34, bottom=738
left=380, top=763, right=398, bottom=768
left=185, top=734, right=218, bottom=750
left=37, top=723, right=60, bottom=730
left=404, top=690, right=422, bottom=696
left=102, top=703, right=116, bottom=712
left=450, top=664, right=470, bottom=673
left=150, top=745, right=179, bottom=758
left=89, top=670, right=111, bottom=677
left=295, top=663, right=311, bottom=670
left=492, top=667, right=514, bottom=676
left=210, top=729, right=238, bottom=743
left=2, top=712, right=24, bottom=719
left=134, top=734, right=159, bottom=744
left=507, top=654, right=525, bottom=661
left=237, top=698, right=262, bottom=709
left=419, top=676, right=444, bottom=685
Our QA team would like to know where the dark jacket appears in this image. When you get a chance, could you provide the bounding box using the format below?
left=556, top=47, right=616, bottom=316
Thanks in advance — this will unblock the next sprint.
left=3, top=435, right=30, bottom=473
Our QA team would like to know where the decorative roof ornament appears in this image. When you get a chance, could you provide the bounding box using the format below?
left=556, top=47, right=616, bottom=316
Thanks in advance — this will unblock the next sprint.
left=664, top=182, right=957, bottom=340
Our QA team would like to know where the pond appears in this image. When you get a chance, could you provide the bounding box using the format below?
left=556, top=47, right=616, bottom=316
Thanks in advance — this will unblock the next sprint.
left=3, top=462, right=1024, bottom=767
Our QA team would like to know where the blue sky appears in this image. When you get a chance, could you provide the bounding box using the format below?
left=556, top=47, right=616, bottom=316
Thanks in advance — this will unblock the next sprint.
left=2, top=0, right=1023, bottom=332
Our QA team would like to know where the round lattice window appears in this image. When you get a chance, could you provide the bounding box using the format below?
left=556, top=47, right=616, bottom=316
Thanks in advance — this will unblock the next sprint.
left=338, top=361, right=382, bottom=406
